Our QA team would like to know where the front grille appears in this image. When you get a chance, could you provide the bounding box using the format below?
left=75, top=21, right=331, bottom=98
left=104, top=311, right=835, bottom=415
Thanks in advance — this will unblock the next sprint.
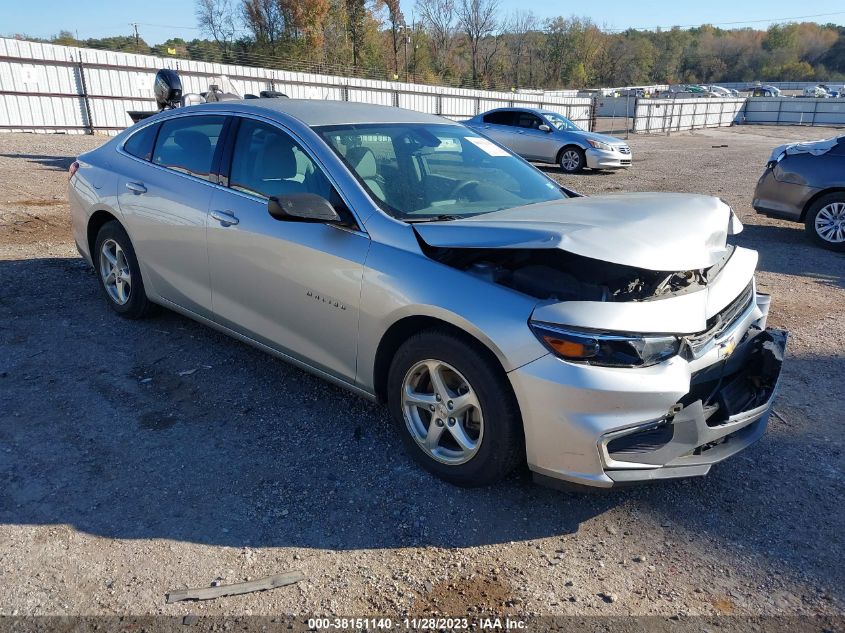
left=684, top=282, right=755, bottom=356
left=620, top=159, right=632, bottom=165
left=617, top=146, right=631, bottom=154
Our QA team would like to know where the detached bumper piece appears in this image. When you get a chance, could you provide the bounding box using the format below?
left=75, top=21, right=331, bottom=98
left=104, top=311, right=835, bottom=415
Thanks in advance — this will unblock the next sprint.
left=601, top=328, right=787, bottom=484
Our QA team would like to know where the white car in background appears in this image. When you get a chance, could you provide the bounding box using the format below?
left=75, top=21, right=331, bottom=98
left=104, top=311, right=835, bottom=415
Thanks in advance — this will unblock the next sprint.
left=465, top=108, right=632, bottom=173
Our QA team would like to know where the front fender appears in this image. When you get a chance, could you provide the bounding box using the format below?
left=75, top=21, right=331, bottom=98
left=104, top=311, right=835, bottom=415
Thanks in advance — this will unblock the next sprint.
left=355, top=241, right=548, bottom=391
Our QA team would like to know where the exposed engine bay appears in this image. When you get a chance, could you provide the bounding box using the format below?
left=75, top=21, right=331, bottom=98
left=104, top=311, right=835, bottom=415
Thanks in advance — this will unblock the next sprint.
left=422, top=243, right=734, bottom=302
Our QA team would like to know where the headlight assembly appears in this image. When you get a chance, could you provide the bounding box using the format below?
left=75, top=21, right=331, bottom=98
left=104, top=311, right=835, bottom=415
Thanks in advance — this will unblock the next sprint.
left=587, top=139, right=613, bottom=152
left=529, top=322, right=681, bottom=368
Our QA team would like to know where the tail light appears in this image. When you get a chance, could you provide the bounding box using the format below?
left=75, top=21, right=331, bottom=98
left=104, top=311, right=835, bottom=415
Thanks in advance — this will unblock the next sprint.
left=68, top=160, right=80, bottom=179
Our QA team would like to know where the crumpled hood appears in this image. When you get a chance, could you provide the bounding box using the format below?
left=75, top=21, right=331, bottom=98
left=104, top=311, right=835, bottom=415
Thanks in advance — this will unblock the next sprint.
left=769, top=135, right=843, bottom=161
left=414, top=192, right=743, bottom=271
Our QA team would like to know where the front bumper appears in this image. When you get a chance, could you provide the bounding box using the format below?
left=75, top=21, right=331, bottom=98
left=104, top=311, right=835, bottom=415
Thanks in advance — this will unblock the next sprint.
left=585, top=147, right=632, bottom=169
left=602, top=327, right=786, bottom=485
left=509, top=295, right=787, bottom=488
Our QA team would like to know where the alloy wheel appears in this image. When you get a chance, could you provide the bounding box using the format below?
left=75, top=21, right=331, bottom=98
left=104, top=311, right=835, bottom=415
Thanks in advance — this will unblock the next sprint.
left=815, top=202, right=845, bottom=243
left=560, top=150, right=581, bottom=171
left=99, top=238, right=132, bottom=305
left=401, top=359, right=484, bottom=465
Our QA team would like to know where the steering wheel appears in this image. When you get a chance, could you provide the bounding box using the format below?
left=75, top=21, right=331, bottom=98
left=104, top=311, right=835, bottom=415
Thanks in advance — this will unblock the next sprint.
left=449, top=179, right=481, bottom=201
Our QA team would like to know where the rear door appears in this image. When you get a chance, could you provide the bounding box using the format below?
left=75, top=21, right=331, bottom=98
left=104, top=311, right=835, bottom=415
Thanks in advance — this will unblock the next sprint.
left=476, top=110, right=519, bottom=151
left=117, top=114, right=228, bottom=317
left=206, top=116, right=370, bottom=382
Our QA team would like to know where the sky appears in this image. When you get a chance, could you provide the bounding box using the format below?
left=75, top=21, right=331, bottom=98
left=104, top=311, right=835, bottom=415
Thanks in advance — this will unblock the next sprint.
left=4, top=0, right=845, bottom=45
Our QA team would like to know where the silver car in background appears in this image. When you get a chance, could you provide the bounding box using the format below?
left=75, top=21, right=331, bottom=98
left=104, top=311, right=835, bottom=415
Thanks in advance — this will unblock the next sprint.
left=69, top=100, right=785, bottom=489
left=465, top=108, right=632, bottom=173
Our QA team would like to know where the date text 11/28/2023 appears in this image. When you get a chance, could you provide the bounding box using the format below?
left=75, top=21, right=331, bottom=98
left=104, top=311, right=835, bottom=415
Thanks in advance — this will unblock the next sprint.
left=307, top=617, right=527, bottom=630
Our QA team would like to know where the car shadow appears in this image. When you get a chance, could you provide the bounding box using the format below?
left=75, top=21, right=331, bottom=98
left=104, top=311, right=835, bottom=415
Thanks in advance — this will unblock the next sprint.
left=536, top=165, right=619, bottom=177
left=0, top=257, right=842, bottom=595
left=0, top=153, right=76, bottom=171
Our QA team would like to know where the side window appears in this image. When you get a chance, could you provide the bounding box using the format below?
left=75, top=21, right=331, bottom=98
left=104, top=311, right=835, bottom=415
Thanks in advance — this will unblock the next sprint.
left=123, top=123, right=159, bottom=161
left=227, top=118, right=367, bottom=224
left=228, top=118, right=333, bottom=201
left=482, top=111, right=514, bottom=126
left=151, top=116, right=226, bottom=181
left=516, top=113, right=542, bottom=129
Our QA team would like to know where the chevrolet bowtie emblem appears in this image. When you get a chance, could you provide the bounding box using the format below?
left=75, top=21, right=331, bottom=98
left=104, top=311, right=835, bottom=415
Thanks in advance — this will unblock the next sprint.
left=720, top=338, right=737, bottom=358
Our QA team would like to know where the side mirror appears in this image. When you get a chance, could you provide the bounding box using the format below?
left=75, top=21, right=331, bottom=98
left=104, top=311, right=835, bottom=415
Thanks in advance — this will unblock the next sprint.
left=538, top=124, right=551, bottom=133
left=268, top=193, right=341, bottom=223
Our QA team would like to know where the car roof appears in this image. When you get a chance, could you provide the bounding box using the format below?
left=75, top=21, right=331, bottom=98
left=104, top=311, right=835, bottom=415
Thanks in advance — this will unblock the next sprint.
left=484, top=106, right=543, bottom=115
left=180, top=99, right=452, bottom=127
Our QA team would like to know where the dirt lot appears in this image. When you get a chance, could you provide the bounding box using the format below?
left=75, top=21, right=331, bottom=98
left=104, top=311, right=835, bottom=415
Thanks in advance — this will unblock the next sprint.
left=0, top=125, right=843, bottom=623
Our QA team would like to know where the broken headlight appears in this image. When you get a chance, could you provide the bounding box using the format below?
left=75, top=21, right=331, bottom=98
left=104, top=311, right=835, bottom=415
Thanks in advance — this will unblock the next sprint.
left=529, top=322, right=681, bottom=368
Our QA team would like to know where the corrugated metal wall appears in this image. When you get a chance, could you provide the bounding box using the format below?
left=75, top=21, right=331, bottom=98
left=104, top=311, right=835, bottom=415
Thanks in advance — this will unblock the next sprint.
left=0, top=38, right=594, bottom=135
left=739, top=97, right=845, bottom=126
left=632, top=98, right=746, bottom=134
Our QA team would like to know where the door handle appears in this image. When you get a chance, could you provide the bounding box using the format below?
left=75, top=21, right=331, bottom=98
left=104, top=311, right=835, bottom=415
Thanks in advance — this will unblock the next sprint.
left=210, top=209, right=239, bottom=227
left=125, top=181, right=146, bottom=194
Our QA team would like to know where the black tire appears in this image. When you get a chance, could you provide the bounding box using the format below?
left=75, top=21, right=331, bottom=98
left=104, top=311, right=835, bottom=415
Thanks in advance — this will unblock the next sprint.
left=804, top=193, right=845, bottom=252
left=558, top=146, right=586, bottom=174
left=93, top=221, right=155, bottom=319
left=387, top=329, right=524, bottom=487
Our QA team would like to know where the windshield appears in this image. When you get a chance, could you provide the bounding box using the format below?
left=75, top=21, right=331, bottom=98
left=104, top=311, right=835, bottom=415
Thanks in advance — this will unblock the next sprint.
left=543, top=113, right=581, bottom=132
left=316, top=123, right=568, bottom=221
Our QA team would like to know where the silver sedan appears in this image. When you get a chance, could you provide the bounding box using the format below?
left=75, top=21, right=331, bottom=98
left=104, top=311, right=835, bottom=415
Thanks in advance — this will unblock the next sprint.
left=69, top=100, right=785, bottom=489
left=465, top=108, right=632, bottom=173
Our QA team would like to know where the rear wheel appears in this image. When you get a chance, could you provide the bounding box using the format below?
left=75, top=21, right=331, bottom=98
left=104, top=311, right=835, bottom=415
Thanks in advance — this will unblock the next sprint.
left=805, top=194, right=845, bottom=251
left=94, top=221, right=155, bottom=318
left=387, top=330, right=524, bottom=487
left=558, top=146, right=585, bottom=173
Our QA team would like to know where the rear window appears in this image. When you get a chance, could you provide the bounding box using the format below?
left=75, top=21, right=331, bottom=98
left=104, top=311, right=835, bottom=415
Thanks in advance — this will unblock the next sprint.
left=152, top=116, right=226, bottom=181
left=123, top=123, right=159, bottom=161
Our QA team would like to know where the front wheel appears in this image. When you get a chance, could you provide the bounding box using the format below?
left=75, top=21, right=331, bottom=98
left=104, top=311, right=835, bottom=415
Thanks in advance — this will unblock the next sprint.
left=387, top=330, right=524, bottom=487
left=558, top=147, right=585, bottom=173
left=804, top=194, right=845, bottom=251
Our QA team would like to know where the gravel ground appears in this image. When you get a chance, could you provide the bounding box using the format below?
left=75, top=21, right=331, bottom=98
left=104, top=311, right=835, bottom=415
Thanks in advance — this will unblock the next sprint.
left=0, top=125, right=843, bottom=622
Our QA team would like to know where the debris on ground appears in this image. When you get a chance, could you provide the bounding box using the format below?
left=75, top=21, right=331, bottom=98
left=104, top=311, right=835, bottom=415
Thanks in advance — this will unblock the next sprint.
left=166, top=571, right=305, bottom=603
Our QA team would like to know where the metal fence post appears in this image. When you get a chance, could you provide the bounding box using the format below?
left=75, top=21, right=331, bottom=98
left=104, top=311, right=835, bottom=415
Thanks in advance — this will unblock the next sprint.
left=812, top=99, right=819, bottom=126
left=76, top=57, right=94, bottom=134
left=776, top=97, right=783, bottom=126
left=666, top=94, right=675, bottom=135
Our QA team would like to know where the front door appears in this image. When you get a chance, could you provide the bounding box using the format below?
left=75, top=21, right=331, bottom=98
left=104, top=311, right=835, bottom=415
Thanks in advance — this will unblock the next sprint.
left=512, top=112, right=556, bottom=161
left=206, top=117, right=370, bottom=382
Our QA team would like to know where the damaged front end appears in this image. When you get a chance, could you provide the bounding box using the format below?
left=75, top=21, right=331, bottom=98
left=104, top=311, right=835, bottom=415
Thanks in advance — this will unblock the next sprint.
left=418, top=243, right=732, bottom=304
left=410, top=192, right=788, bottom=487
left=601, top=328, right=787, bottom=483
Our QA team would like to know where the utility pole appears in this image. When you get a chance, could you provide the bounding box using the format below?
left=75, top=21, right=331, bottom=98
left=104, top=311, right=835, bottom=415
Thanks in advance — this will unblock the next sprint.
left=130, top=22, right=140, bottom=53
left=412, top=21, right=418, bottom=83
left=402, top=24, right=409, bottom=82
